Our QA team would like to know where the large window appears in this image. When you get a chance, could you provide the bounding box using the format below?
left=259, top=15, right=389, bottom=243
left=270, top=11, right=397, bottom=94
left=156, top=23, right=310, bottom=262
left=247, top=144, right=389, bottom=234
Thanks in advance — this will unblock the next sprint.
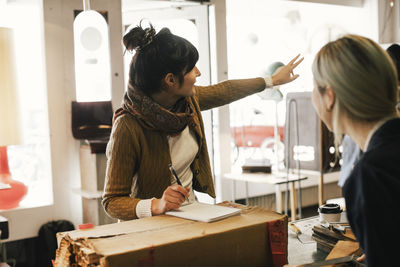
left=0, top=2, right=52, bottom=209
left=225, top=0, right=373, bottom=173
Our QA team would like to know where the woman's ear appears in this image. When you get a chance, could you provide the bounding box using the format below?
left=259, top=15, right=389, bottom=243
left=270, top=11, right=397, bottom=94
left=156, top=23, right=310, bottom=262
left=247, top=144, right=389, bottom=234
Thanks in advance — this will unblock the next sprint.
left=164, top=73, right=177, bottom=88
left=324, top=86, right=336, bottom=112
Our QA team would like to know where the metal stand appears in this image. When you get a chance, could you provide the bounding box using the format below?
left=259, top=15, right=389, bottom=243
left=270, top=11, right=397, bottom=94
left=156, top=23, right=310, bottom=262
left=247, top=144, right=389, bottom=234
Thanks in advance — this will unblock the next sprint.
left=285, top=98, right=303, bottom=220
left=318, top=120, right=325, bottom=206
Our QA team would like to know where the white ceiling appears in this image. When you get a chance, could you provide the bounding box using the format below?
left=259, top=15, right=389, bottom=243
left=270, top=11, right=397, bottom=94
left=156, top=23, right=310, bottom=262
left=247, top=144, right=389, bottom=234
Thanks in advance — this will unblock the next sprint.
left=122, top=0, right=201, bottom=12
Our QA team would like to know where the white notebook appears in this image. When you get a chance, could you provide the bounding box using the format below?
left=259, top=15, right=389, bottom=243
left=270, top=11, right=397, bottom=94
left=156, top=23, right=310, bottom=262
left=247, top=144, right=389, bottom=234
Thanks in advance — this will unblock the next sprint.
left=165, top=202, right=241, bottom=223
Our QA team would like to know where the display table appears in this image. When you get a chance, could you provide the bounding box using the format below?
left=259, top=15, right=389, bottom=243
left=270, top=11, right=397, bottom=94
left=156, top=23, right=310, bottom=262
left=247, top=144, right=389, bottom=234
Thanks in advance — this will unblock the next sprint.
left=224, top=172, right=307, bottom=220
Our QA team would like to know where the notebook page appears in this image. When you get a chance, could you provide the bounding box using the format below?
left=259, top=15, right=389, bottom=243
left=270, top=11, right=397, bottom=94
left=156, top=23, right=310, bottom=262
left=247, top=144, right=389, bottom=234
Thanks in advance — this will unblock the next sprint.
left=165, top=202, right=241, bottom=222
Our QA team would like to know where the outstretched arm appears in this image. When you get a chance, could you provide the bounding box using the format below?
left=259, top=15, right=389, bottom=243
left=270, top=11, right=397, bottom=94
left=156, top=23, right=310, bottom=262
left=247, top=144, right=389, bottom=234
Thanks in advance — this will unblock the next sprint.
left=195, top=54, right=303, bottom=111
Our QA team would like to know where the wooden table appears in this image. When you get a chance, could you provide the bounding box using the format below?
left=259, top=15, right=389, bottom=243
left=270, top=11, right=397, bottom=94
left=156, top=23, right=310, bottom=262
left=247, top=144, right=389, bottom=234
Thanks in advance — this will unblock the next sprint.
left=224, top=172, right=307, bottom=220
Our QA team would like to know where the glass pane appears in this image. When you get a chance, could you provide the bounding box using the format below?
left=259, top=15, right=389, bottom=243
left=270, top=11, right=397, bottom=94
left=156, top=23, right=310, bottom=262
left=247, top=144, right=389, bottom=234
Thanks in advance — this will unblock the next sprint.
left=0, top=3, right=53, bottom=208
left=226, top=0, right=373, bottom=172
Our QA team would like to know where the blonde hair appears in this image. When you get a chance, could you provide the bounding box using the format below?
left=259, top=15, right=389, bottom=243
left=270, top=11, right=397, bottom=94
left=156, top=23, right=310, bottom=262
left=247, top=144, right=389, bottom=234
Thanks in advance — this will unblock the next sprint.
left=312, top=34, right=398, bottom=147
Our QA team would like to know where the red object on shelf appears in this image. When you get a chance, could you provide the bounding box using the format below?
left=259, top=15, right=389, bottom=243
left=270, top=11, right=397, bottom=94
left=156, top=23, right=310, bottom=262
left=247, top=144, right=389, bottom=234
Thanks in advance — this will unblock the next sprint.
left=0, top=146, right=28, bottom=210
left=231, top=125, right=285, bottom=147
left=78, top=223, right=94, bottom=230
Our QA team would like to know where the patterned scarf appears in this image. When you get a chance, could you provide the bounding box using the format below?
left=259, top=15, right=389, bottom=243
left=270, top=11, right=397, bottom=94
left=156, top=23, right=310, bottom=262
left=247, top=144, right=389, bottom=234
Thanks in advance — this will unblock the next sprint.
left=113, top=83, right=194, bottom=136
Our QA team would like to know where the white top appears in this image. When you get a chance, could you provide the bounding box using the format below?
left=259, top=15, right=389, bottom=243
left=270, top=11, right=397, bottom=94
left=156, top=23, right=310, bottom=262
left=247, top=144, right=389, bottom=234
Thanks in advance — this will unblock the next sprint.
left=135, top=126, right=199, bottom=218
left=338, top=135, right=360, bottom=187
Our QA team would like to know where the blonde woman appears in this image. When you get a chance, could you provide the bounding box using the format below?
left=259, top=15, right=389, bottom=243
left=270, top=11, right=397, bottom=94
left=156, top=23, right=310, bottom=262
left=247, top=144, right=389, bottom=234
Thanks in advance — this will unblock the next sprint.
left=311, top=35, right=400, bottom=266
left=338, top=44, right=400, bottom=188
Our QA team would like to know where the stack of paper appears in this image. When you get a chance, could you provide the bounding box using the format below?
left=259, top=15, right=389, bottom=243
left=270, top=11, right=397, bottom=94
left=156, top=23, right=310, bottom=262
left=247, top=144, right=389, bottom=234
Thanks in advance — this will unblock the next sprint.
left=165, top=202, right=241, bottom=223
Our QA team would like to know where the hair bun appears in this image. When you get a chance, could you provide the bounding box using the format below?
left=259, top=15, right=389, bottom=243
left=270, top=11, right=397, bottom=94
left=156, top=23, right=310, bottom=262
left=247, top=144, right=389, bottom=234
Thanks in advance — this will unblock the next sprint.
left=123, top=24, right=156, bottom=52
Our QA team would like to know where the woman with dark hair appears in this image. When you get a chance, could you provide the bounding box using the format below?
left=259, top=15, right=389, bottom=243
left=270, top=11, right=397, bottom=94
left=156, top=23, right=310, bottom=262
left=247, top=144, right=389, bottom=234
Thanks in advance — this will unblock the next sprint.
left=102, top=23, right=303, bottom=221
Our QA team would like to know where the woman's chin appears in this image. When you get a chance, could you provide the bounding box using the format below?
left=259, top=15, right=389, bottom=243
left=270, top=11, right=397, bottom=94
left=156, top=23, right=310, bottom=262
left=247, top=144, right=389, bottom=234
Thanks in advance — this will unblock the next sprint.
left=190, top=87, right=196, bottom=95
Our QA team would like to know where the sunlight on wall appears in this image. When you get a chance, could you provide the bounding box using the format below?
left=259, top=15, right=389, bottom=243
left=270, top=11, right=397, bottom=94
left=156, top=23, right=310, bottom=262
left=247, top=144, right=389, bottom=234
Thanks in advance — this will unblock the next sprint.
left=0, top=3, right=53, bottom=209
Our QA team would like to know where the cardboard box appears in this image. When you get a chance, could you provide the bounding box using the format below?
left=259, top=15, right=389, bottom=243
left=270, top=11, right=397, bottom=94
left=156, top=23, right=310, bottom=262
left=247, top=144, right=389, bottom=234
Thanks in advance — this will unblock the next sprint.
left=55, top=203, right=287, bottom=267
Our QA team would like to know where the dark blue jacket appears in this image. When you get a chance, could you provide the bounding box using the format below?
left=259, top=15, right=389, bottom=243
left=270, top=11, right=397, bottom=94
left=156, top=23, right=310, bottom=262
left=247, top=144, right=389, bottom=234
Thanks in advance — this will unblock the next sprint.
left=343, top=118, right=400, bottom=267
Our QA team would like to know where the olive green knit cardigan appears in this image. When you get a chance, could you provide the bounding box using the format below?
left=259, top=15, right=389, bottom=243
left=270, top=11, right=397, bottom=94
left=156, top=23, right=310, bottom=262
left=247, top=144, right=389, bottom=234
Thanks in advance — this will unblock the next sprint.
left=102, top=78, right=267, bottom=220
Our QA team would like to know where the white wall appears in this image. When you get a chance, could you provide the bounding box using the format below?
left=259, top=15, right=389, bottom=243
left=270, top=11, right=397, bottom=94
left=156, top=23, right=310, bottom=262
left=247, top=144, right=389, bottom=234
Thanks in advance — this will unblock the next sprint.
left=208, top=0, right=232, bottom=204
left=42, top=0, right=125, bottom=232
left=377, top=0, right=400, bottom=44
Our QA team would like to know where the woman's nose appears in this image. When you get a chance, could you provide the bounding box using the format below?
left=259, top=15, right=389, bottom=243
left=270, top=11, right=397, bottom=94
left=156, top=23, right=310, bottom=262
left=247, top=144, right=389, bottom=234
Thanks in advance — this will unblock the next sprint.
left=195, top=66, right=201, bottom=77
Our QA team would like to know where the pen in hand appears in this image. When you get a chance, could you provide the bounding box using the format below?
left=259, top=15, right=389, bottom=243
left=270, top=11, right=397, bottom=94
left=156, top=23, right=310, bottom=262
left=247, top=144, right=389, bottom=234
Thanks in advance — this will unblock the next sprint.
left=168, top=163, right=190, bottom=203
left=168, top=163, right=182, bottom=186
